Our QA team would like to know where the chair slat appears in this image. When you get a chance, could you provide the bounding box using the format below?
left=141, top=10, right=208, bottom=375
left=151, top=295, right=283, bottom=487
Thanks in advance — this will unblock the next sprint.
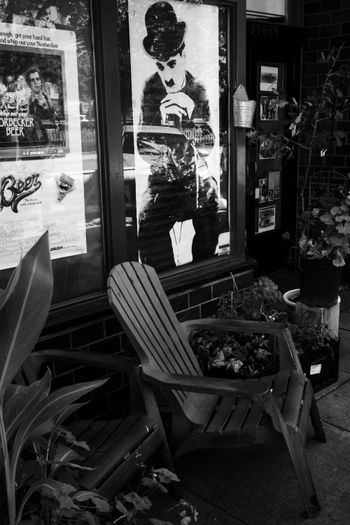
left=224, top=397, right=252, bottom=431
left=282, top=371, right=306, bottom=428
left=126, top=263, right=201, bottom=375
left=205, top=396, right=237, bottom=432
left=110, top=264, right=200, bottom=377
left=272, top=370, right=292, bottom=411
left=298, top=380, right=314, bottom=441
left=80, top=417, right=158, bottom=473
left=107, top=262, right=326, bottom=519
left=241, top=402, right=264, bottom=429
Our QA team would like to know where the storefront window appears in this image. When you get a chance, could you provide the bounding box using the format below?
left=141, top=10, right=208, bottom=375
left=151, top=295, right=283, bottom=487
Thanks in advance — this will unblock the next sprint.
left=247, top=0, right=285, bottom=19
left=117, top=0, right=230, bottom=273
left=0, top=0, right=104, bottom=303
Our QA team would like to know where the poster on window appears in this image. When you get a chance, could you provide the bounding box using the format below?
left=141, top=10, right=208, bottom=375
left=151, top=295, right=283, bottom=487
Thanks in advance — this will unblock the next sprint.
left=0, top=22, right=86, bottom=270
left=127, top=0, right=223, bottom=272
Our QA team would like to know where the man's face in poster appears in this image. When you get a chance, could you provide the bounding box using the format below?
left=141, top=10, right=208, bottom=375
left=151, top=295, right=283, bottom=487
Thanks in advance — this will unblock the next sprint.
left=155, top=52, right=186, bottom=94
left=28, top=71, right=42, bottom=95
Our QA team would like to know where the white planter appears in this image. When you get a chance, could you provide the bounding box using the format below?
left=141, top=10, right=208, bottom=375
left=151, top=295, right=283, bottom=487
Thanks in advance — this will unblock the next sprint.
left=283, top=288, right=340, bottom=338
left=283, top=288, right=300, bottom=323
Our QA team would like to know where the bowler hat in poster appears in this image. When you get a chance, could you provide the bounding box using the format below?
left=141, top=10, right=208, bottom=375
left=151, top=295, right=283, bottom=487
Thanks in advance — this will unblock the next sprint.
left=143, top=1, right=186, bottom=62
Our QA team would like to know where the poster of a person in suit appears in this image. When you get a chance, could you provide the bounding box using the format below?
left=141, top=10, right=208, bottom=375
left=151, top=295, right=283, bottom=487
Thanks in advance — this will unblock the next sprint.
left=128, top=0, right=222, bottom=272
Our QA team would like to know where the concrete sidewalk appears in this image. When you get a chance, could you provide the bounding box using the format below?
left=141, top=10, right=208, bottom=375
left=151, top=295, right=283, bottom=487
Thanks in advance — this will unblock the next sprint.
left=149, top=280, right=350, bottom=525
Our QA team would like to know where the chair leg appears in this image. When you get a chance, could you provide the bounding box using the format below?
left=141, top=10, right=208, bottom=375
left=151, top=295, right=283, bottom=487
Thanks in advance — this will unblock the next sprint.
left=310, top=397, right=327, bottom=443
left=283, top=426, right=320, bottom=519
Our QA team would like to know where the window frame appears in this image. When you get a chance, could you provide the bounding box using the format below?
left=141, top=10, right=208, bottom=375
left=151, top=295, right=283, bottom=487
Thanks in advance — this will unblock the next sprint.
left=40, top=0, right=250, bottom=327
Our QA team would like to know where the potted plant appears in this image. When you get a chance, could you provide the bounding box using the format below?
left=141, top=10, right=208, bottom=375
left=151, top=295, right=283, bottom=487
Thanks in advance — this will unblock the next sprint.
left=190, top=276, right=339, bottom=391
left=0, top=232, right=112, bottom=525
left=0, top=233, right=198, bottom=525
left=297, top=192, right=350, bottom=306
left=249, top=44, right=350, bottom=308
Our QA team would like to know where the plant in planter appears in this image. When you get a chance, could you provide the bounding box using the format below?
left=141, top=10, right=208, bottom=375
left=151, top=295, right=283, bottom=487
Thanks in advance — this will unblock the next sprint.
left=297, top=191, right=350, bottom=306
left=191, top=277, right=285, bottom=379
left=0, top=234, right=197, bottom=525
left=191, top=276, right=339, bottom=391
left=217, top=275, right=287, bottom=322
left=249, top=45, right=350, bottom=307
left=190, top=329, right=277, bottom=379
left=288, top=321, right=340, bottom=392
left=0, top=232, right=110, bottom=525
left=287, top=46, right=349, bottom=308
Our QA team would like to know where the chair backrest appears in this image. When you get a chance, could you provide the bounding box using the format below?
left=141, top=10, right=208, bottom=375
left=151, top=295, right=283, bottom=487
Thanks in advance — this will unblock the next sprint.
left=108, top=262, right=203, bottom=408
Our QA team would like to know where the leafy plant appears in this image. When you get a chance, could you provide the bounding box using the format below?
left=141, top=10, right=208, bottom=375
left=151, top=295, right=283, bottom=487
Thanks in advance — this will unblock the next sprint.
left=114, top=466, right=198, bottom=525
left=288, top=321, right=338, bottom=356
left=0, top=232, right=107, bottom=525
left=191, top=276, right=338, bottom=379
left=190, top=329, right=277, bottom=378
left=15, top=424, right=110, bottom=524
left=298, top=192, right=350, bottom=266
left=248, top=45, right=350, bottom=264
left=217, top=276, right=287, bottom=322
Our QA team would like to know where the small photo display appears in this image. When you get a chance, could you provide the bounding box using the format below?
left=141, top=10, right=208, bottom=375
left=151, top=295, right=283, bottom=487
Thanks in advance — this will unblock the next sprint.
left=268, top=170, right=280, bottom=200
left=259, top=177, right=268, bottom=203
left=258, top=206, right=276, bottom=233
left=259, top=65, right=278, bottom=92
left=260, top=95, right=278, bottom=121
left=259, top=136, right=277, bottom=159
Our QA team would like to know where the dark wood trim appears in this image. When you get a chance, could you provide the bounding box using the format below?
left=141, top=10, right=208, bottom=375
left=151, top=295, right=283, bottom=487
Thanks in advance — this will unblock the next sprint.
left=232, top=0, right=247, bottom=257
left=160, top=254, right=256, bottom=291
left=46, top=253, right=256, bottom=328
left=45, top=0, right=250, bottom=327
left=93, top=0, right=127, bottom=268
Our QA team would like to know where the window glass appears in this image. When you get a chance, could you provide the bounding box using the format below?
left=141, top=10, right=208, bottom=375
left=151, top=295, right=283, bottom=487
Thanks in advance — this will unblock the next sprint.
left=117, top=0, right=229, bottom=273
left=247, top=0, right=285, bottom=16
left=0, top=0, right=104, bottom=303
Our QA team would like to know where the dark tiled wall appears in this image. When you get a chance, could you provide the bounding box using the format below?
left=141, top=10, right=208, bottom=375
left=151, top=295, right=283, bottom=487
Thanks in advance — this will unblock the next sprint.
left=301, top=0, right=350, bottom=173
left=35, top=267, right=254, bottom=418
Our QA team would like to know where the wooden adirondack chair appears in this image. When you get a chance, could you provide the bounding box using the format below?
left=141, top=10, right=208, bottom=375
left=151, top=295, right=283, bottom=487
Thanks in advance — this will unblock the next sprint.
left=21, top=350, right=170, bottom=498
left=107, top=261, right=327, bottom=518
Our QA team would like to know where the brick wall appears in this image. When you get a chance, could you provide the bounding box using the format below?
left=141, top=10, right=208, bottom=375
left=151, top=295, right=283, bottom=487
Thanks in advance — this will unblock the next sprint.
left=301, top=0, right=350, bottom=175
left=35, top=266, right=254, bottom=419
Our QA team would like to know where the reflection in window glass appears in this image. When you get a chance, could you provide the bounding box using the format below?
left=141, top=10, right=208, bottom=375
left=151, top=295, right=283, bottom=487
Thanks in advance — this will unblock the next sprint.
left=246, top=0, right=285, bottom=16
left=117, top=0, right=229, bottom=273
left=0, top=0, right=104, bottom=304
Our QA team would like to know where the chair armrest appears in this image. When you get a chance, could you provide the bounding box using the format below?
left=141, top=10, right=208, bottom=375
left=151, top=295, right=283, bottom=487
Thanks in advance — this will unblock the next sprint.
left=29, top=349, right=140, bottom=373
left=181, top=318, right=287, bottom=338
left=142, top=368, right=270, bottom=399
left=181, top=318, right=303, bottom=373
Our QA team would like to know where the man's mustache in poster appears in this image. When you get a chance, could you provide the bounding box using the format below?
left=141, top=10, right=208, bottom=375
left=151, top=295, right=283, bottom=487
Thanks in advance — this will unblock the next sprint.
left=0, top=173, right=41, bottom=213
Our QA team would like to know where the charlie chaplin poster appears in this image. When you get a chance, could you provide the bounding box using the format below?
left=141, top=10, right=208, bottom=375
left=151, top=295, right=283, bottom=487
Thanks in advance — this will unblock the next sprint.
left=128, top=0, right=222, bottom=272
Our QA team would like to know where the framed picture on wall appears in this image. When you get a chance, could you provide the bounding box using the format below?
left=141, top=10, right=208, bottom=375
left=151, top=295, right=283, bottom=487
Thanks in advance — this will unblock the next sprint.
left=258, top=177, right=268, bottom=203
left=268, top=170, right=280, bottom=199
left=259, top=135, right=277, bottom=159
left=259, top=65, right=278, bottom=92
left=258, top=206, right=276, bottom=233
left=260, top=95, right=278, bottom=121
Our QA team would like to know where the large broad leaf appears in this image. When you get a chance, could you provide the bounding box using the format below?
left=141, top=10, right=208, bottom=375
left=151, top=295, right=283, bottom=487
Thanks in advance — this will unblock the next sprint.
left=11, top=379, right=107, bottom=472
left=0, top=232, right=53, bottom=394
left=54, top=402, right=87, bottom=426
left=4, top=370, right=51, bottom=440
left=0, top=263, right=20, bottom=312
